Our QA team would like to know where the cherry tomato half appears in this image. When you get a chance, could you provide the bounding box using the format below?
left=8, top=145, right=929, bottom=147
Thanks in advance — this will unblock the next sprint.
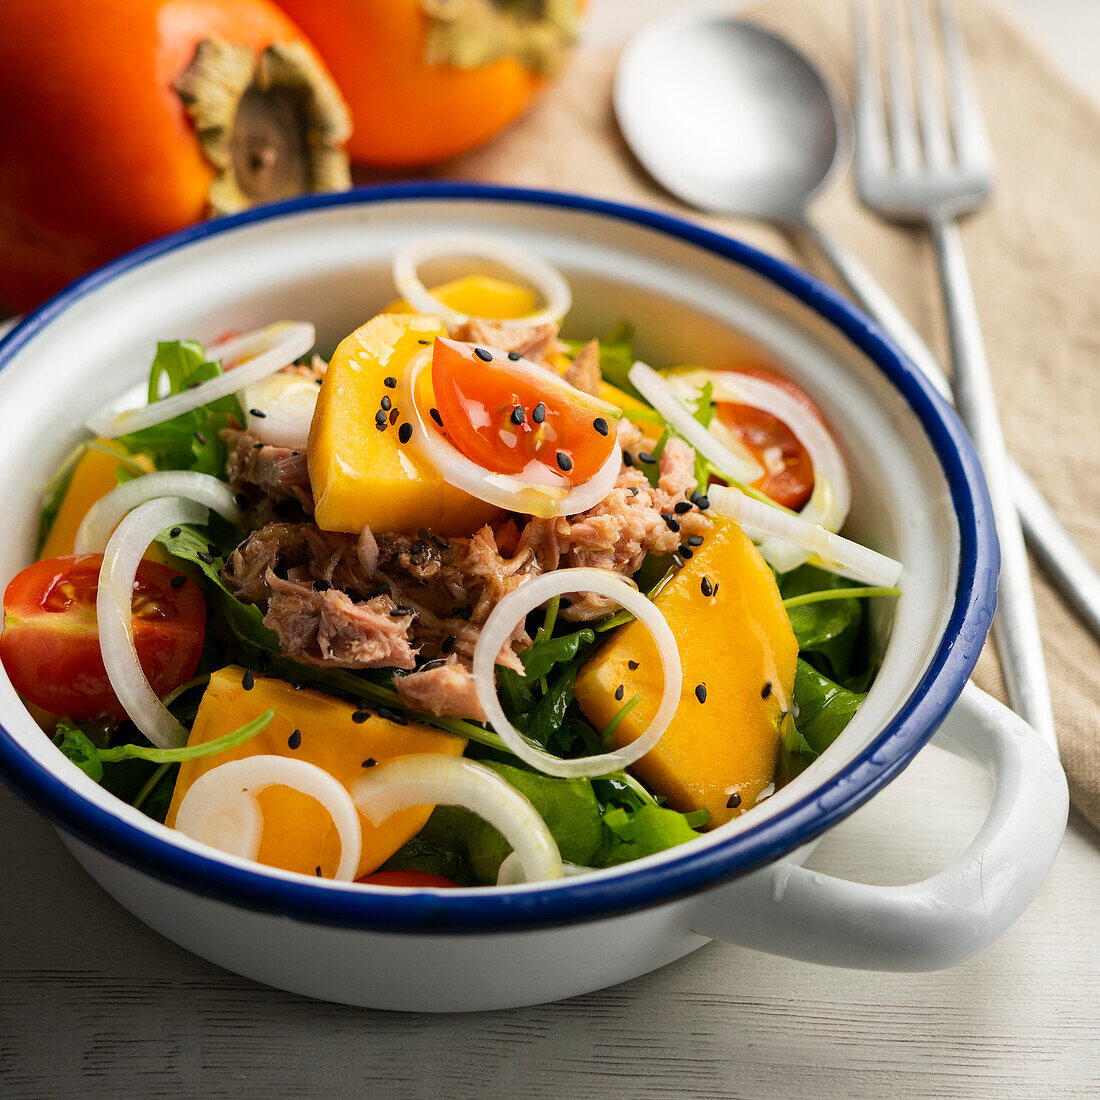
left=0, top=554, right=205, bottom=721
left=357, top=870, right=460, bottom=888
left=430, top=338, right=616, bottom=485
left=715, top=367, right=829, bottom=511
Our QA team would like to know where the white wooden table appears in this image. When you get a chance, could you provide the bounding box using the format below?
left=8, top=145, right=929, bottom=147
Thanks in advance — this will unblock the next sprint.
left=3, top=2, right=1099, bottom=1096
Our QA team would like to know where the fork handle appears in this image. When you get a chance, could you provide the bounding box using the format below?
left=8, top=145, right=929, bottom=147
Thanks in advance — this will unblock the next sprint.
left=928, top=216, right=1056, bottom=752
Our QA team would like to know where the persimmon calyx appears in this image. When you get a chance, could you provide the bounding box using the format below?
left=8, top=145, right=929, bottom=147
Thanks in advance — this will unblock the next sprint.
left=421, top=0, right=581, bottom=76
left=174, top=37, right=351, bottom=216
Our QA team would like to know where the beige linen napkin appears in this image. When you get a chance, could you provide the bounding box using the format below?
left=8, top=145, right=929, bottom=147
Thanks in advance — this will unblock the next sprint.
left=436, top=0, right=1100, bottom=830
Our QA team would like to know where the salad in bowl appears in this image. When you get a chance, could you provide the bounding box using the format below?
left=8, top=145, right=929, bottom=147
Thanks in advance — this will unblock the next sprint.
left=1, top=233, right=902, bottom=890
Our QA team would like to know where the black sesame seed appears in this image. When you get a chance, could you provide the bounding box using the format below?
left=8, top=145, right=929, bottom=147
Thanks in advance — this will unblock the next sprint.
left=315, top=866, right=323, bottom=877
left=384, top=376, right=397, bottom=388
left=207, top=543, right=220, bottom=559
left=628, top=660, right=640, bottom=671
left=368, top=583, right=389, bottom=598
left=169, top=527, right=181, bottom=538
left=253, top=442, right=264, bottom=450
left=712, top=581, right=720, bottom=596
left=701, top=576, right=714, bottom=598
left=696, top=495, right=710, bottom=510
left=674, top=501, right=692, bottom=514
left=474, top=347, right=493, bottom=362
left=615, top=684, right=625, bottom=702
left=761, top=681, right=773, bottom=699
left=417, top=339, right=430, bottom=345
left=593, top=417, right=608, bottom=436
left=351, top=709, right=370, bottom=724
left=510, top=405, right=525, bottom=426
left=197, top=551, right=214, bottom=565
left=375, top=419, right=387, bottom=432
left=679, top=546, right=693, bottom=559
left=430, top=407, right=443, bottom=427
left=558, top=597, right=572, bottom=609
left=169, top=575, right=186, bottom=589
left=361, top=757, right=377, bottom=767
left=431, top=534, right=450, bottom=550
left=628, top=486, right=640, bottom=496
left=451, top=605, right=472, bottom=620
left=242, top=670, right=255, bottom=691
left=664, top=516, right=680, bottom=533
left=193, top=431, right=207, bottom=445
left=313, top=579, right=332, bottom=592
left=695, top=683, right=707, bottom=704
left=288, top=729, right=302, bottom=750
left=638, top=452, right=655, bottom=464
left=389, top=407, right=400, bottom=425
left=442, top=634, right=457, bottom=654
left=623, top=452, right=635, bottom=467
left=234, top=493, right=248, bottom=509
left=390, top=608, right=410, bottom=618
left=687, top=535, right=704, bottom=547
left=375, top=409, right=388, bottom=425
left=377, top=706, right=408, bottom=726
left=380, top=395, right=391, bottom=411
left=532, top=402, right=546, bottom=424
left=508, top=351, right=522, bottom=361
left=411, top=540, right=428, bottom=555
left=726, top=792, right=742, bottom=809
left=556, top=451, right=573, bottom=472
left=398, top=422, right=412, bottom=444
left=250, top=408, right=266, bottom=418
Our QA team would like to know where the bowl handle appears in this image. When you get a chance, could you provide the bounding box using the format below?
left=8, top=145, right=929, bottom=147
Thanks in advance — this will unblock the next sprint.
left=687, top=684, right=1068, bottom=970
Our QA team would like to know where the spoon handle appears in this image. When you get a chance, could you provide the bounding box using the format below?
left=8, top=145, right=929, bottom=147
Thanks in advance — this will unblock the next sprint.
left=794, top=217, right=1096, bottom=702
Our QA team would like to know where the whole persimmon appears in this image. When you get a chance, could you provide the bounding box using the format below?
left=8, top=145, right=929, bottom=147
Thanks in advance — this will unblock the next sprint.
left=275, top=0, right=583, bottom=168
left=0, top=0, right=351, bottom=312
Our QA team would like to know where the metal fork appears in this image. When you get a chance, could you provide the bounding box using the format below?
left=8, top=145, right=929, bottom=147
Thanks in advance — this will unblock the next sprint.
left=852, top=0, right=1057, bottom=753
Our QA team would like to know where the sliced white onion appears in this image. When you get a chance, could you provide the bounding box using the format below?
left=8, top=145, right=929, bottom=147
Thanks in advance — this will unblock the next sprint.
left=392, top=234, right=572, bottom=328
left=353, top=754, right=563, bottom=884
left=496, top=851, right=594, bottom=886
left=244, top=371, right=320, bottom=449
left=473, top=568, right=682, bottom=778
left=707, top=484, right=903, bottom=587
left=628, top=361, right=763, bottom=484
left=97, top=496, right=209, bottom=748
left=665, top=368, right=852, bottom=573
left=86, top=321, right=316, bottom=437
left=175, top=755, right=363, bottom=881
left=402, top=347, right=621, bottom=519
left=75, top=471, right=242, bottom=554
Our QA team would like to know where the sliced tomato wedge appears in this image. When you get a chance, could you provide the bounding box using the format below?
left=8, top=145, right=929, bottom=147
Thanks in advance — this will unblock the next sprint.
left=715, top=367, right=829, bottom=511
left=430, top=338, right=617, bottom=485
left=0, top=554, right=205, bottom=722
left=357, top=870, right=460, bottom=888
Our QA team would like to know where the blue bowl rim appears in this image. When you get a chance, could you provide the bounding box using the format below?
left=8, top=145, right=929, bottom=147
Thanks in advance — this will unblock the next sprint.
left=0, top=182, right=997, bottom=934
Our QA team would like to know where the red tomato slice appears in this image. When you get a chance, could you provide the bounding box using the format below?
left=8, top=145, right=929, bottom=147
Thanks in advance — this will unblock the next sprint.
left=357, top=870, right=460, bottom=888
left=0, top=554, right=205, bottom=722
left=715, top=367, right=829, bottom=511
left=430, top=338, right=616, bottom=485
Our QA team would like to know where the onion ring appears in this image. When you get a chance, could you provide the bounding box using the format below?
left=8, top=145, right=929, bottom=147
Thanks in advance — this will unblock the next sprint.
left=86, top=321, right=316, bottom=437
left=353, top=754, right=563, bottom=884
left=472, top=568, right=682, bottom=779
left=392, top=234, right=572, bottom=329
left=175, top=755, right=363, bottom=881
left=97, top=496, right=209, bottom=748
left=75, top=471, right=242, bottom=554
left=401, top=347, right=621, bottom=519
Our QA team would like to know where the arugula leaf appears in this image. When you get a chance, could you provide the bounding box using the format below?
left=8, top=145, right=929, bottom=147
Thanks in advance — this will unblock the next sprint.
left=780, top=564, right=864, bottom=682
left=596, top=803, right=702, bottom=866
left=519, top=628, right=596, bottom=682
left=792, top=658, right=866, bottom=755
left=564, top=321, right=641, bottom=399
left=119, top=340, right=244, bottom=477
left=53, top=721, right=105, bottom=782
left=155, top=524, right=280, bottom=664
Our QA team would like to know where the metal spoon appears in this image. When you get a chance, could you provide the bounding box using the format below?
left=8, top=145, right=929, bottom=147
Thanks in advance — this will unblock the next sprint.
left=613, top=11, right=1100, bottom=656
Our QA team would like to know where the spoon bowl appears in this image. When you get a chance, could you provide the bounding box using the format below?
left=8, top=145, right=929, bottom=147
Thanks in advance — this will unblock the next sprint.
left=613, top=16, right=850, bottom=221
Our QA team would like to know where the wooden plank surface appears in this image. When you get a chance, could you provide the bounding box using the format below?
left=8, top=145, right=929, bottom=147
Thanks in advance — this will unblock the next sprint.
left=3, top=740, right=1098, bottom=1098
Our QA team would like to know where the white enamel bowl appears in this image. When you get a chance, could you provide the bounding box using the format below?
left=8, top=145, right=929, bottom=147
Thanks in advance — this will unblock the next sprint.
left=0, top=185, right=1068, bottom=1012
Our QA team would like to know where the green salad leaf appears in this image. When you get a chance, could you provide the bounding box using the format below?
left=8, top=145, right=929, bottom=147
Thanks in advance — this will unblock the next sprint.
left=791, top=658, right=866, bottom=755
left=119, top=340, right=244, bottom=477
left=780, top=564, right=866, bottom=682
